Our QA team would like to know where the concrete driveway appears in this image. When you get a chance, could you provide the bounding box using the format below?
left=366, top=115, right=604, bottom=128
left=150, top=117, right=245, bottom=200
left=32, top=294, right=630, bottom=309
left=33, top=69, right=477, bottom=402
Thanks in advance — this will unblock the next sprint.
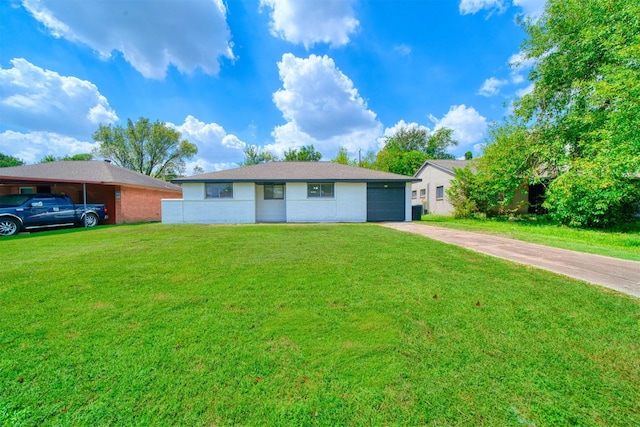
left=380, top=222, right=640, bottom=299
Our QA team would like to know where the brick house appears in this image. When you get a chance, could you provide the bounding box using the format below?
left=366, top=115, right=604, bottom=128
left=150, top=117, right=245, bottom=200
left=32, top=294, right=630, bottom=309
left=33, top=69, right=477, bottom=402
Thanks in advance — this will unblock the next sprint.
left=0, top=160, right=182, bottom=224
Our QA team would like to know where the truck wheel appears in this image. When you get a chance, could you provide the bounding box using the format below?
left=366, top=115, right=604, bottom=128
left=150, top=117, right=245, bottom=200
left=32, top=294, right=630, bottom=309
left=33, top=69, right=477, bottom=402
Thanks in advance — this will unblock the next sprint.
left=0, top=218, right=20, bottom=236
left=84, top=213, right=99, bottom=228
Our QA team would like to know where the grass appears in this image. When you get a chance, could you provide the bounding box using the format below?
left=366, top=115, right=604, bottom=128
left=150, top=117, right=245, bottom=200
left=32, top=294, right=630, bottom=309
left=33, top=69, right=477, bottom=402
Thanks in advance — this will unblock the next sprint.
left=419, top=215, right=640, bottom=261
left=1, top=223, right=639, bottom=426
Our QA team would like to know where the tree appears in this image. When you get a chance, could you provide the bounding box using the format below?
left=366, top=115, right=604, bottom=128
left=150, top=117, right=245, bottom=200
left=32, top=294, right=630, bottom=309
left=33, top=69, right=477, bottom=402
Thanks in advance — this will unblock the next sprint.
left=424, top=128, right=457, bottom=160
left=39, top=153, right=93, bottom=163
left=464, top=151, right=473, bottom=160
left=0, top=153, right=25, bottom=167
left=239, top=145, right=278, bottom=166
left=446, top=165, right=483, bottom=218
left=471, top=0, right=640, bottom=227
left=331, top=147, right=357, bottom=166
left=357, top=151, right=377, bottom=169
left=93, top=118, right=197, bottom=179
left=374, top=126, right=457, bottom=175
left=64, top=153, right=94, bottom=161
left=448, top=124, right=533, bottom=218
left=283, top=145, right=322, bottom=161
left=39, top=154, right=58, bottom=163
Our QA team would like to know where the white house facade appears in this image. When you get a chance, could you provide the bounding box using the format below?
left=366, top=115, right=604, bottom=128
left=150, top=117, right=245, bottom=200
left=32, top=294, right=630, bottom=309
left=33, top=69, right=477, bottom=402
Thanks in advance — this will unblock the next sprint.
left=413, top=159, right=531, bottom=216
left=412, top=160, right=471, bottom=216
left=162, top=162, right=418, bottom=224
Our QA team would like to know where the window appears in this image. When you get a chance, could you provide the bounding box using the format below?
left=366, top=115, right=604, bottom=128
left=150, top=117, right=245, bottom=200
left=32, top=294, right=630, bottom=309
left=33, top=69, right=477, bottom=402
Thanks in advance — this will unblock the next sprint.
left=307, top=183, right=334, bottom=198
left=0, top=194, right=31, bottom=207
left=412, top=190, right=417, bottom=199
left=30, top=197, right=57, bottom=207
left=420, top=189, right=426, bottom=198
left=205, top=183, right=233, bottom=199
left=436, top=186, right=444, bottom=200
left=264, top=184, right=284, bottom=200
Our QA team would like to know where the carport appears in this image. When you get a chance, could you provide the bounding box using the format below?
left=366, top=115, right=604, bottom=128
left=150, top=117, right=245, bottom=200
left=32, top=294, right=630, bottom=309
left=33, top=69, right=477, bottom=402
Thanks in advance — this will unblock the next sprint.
left=0, top=160, right=182, bottom=224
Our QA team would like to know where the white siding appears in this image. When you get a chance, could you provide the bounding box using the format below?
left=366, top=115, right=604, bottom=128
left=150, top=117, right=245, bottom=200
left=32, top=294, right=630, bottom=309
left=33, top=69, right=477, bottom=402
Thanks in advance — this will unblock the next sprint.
left=412, top=166, right=456, bottom=216
left=256, top=184, right=287, bottom=222
left=404, top=182, right=413, bottom=221
left=161, top=199, right=184, bottom=224
left=286, top=182, right=366, bottom=223
left=181, top=182, right=205, bottom=200
left=162, top=182, right=256, bottom=224
left=412, top=163, right=529, bottom=216
left=163, top=180, right=411, bottom=224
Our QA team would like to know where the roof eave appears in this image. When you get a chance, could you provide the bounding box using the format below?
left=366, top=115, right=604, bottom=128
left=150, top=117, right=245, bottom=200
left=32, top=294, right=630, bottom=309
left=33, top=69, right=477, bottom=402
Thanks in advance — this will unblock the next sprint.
left=173, top=178, right=420, bottom=184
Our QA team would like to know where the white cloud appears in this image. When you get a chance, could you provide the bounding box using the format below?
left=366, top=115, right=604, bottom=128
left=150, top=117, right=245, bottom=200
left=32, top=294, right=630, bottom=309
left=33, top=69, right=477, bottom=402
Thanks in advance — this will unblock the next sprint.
left=21, top=0, right=234, bottom=79
left=478, top=77, right=508, bottom=97
left=508, top=50, right=537, bottom=88
left=459, top=0, right=505, bottom=15
left=430, top=105, right=488, bottom=151
left=508, top=51, right=536, bottom=71
left=513, top=0, right=546, bottom=19
left=459, top=0, right=545, bottom=18
left=0, top=58, right=118, bottom=136
left=394, top=44, right=412, bottom=56
left=0, top=130, right=96, bottom=164
left=380, top=120, right=431, bottom=148
left=260, top=0, right=359, bottom=48
left=270, top=53, right=382, bottom=158
left=168, top=115, right=248, bottom=173
left=515, top=83, right=534, bottom=97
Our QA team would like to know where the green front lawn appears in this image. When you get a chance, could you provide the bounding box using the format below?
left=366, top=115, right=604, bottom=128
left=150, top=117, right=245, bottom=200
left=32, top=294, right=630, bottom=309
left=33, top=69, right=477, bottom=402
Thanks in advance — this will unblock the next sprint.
left=1, top=224, right=639, bottom=426
left=420, top=215, right=640, bottom=261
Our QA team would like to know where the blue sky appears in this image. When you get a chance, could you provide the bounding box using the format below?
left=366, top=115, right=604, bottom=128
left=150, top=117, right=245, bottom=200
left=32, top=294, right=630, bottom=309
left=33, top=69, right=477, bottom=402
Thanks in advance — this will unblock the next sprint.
left=0, top=0, right=544, bottom=173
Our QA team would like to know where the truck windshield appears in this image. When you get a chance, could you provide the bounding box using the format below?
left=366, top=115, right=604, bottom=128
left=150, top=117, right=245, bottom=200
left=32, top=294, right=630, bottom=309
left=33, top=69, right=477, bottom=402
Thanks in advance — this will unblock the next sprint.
left=0, top=194, right=31, bottom=207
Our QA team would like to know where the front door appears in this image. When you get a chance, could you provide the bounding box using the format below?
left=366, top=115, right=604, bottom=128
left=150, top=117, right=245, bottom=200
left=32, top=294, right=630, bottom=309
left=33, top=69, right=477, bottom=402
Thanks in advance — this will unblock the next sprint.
left=256, top=183, right=286, bottom=222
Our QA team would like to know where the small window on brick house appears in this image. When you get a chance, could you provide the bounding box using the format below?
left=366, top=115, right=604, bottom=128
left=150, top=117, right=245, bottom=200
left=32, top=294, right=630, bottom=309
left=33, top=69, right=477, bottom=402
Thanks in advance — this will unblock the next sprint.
left=436, top=186, right=444, bottom=200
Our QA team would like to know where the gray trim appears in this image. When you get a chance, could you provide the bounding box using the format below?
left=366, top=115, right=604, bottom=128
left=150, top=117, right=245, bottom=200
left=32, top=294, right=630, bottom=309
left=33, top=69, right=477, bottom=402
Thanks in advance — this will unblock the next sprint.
left=172, top=161, right=420, bottom=184
left=414, top=160, right=472, bottom=177
left=175, top=178, right=415, bottom=184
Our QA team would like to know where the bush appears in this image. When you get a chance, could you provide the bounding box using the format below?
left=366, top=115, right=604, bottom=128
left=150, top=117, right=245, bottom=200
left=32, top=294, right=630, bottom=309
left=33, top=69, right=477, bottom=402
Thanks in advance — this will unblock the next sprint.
left=447, top=166, right=485, bottom=218
left=545, top=166, right=640, bottom=228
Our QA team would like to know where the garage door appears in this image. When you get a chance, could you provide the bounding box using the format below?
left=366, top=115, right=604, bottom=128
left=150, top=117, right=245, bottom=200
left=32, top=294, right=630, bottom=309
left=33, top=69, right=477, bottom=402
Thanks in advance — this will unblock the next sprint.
left=367, top=182, right=406, bottom=222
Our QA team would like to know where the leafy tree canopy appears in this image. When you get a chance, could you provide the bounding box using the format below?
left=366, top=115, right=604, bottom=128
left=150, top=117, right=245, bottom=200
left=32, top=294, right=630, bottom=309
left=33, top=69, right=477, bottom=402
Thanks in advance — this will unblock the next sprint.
left=0, top=153, right=25, bottom=167
left=39, top=153, right=94, bottom=163
left=283, top=145, right=322, bottom=161
left=457, top=0, right=640, bottom=227
left=331, top=147, right=357, bottom=166
left=239, top=145, right=278, bottom=166
left=375, top=126, right=457, bottom=175
left=93, top=118, right=197, bottom=180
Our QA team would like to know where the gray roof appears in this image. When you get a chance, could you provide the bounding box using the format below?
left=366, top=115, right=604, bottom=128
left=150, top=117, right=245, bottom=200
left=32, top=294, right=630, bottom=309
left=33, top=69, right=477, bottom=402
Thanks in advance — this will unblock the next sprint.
left=173, top=161, right=420, bottom=183
left=0, top=160, right=182, bottom=192
left=414, top=160, right=473, bottom=177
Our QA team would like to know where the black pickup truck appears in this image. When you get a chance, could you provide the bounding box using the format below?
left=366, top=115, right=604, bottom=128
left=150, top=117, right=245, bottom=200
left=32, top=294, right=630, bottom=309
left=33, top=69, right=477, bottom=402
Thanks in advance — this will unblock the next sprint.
left=0, top=193, right=108, bottom=236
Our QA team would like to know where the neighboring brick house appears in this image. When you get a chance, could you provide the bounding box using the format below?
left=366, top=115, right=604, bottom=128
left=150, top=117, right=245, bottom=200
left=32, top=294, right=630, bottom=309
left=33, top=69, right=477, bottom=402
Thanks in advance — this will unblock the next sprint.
left=0, top=160, right=182, bottom=224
